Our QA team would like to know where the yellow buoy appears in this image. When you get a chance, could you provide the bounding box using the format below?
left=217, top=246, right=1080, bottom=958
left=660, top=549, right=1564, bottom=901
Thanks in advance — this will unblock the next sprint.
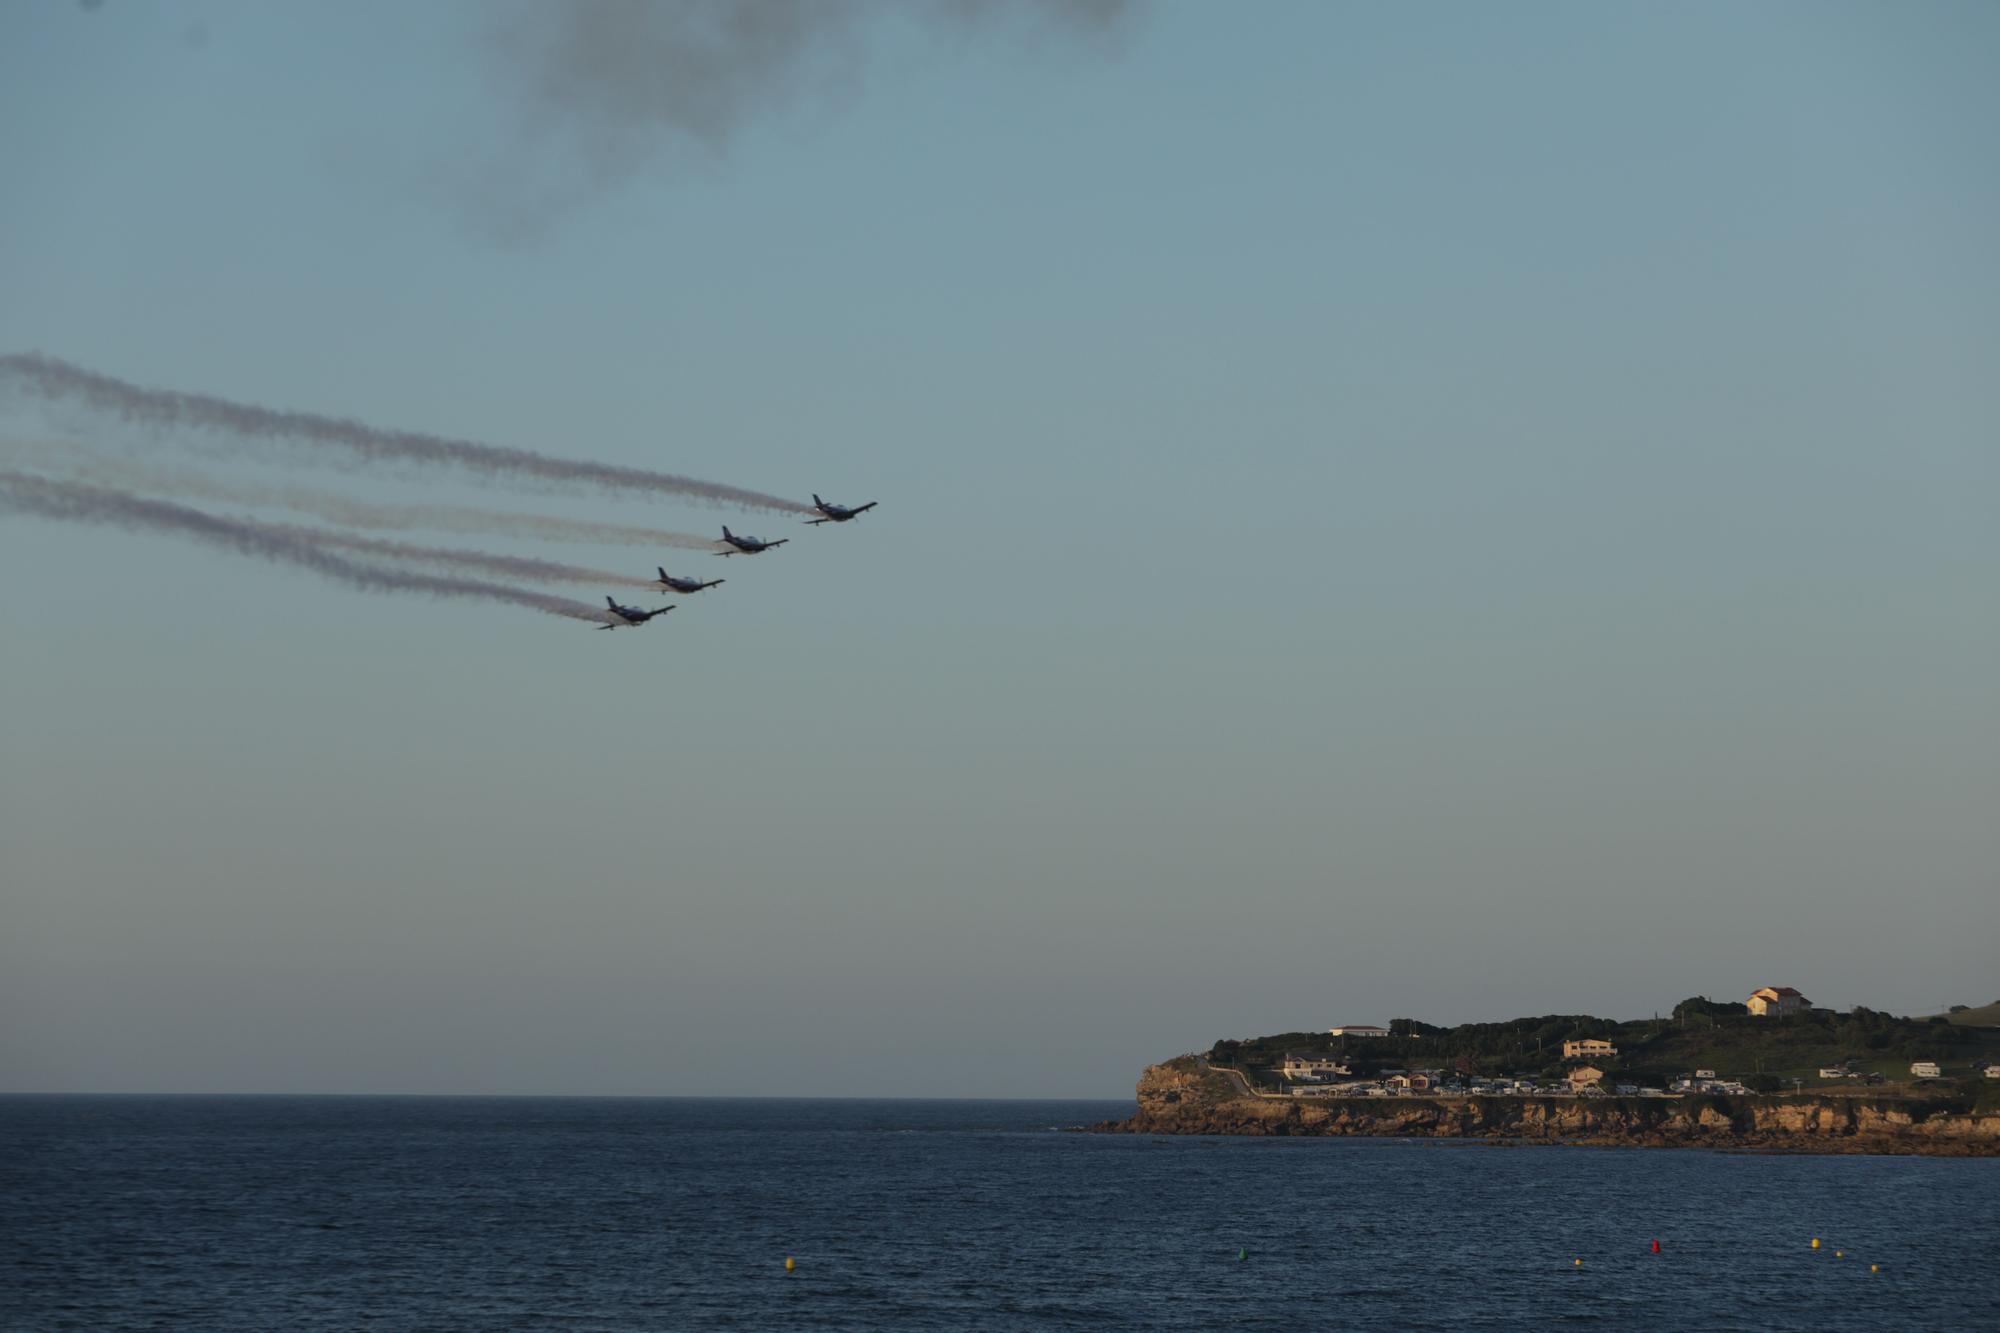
left=784, top=1257, right=796, bottom=1272
left=1835, top=1251, right=1843, bottom=1258
left=1810, top=1237, right=1820, bottom=1249
left=1574, top=1259, right=1582, bottom=1267
left=1871, top=1264, right=1879, bottom=1273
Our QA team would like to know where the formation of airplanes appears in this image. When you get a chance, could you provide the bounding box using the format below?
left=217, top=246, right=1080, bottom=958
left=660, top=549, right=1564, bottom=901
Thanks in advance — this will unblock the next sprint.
left=599, top=494, right=876, bottom=631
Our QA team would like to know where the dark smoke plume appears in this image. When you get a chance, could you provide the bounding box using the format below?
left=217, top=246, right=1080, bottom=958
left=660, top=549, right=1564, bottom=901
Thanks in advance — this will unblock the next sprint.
left=0, top=352, right=809, bottom=513
left=468, top=0, right=1138, bottom=238
left=0, top=471, right=620, bottom=625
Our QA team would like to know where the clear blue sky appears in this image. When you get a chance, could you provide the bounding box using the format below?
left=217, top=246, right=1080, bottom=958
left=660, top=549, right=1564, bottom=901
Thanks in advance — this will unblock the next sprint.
left=2, top=1, right=1994, bottom=1096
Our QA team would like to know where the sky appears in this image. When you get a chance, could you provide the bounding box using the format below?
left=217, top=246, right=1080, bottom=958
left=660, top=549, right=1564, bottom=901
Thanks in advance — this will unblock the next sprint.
left=1, top=0, right=1995, bottom=1098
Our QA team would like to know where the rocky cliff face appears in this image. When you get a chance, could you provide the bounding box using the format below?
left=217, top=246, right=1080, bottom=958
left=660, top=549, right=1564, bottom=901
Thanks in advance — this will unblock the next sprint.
left=1092, top=1059, right=2000, bottom=1156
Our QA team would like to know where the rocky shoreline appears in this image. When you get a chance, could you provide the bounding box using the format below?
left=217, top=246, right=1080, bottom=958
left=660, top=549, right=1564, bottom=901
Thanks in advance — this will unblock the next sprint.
left=1086, top=1059, right=2000, bottom=1157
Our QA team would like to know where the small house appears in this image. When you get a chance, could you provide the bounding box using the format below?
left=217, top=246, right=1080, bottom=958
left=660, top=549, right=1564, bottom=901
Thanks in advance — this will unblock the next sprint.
left=1567, top=1065, right=1605, bottom=1089
left=1279, top=1052, right=1352, bottom=1082
left=1746, top=986, right=1810, bottom=1017
left=1562, top=1038, right=1619, bottom=1061
left=1911, top=1061, right=1942, bottom=1079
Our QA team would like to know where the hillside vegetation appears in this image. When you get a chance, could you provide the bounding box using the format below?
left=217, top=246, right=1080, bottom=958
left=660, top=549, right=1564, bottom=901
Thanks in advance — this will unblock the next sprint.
left=1945, top=1000, right=2000, bottom=1028
left=1212, top=999, right=2000, bottom=1097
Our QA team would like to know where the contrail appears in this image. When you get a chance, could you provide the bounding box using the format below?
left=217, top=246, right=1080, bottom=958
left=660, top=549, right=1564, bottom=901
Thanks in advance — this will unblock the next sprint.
left=0, top=442, right=730, bottom=550
left=0, top=352, right=812, bottom=513
left=0, top=472, right=620, bottom=626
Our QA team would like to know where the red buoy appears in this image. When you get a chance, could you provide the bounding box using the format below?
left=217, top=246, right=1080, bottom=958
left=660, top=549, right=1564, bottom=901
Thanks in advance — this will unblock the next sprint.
left=1650, top=1239, right=1661, bottom=1255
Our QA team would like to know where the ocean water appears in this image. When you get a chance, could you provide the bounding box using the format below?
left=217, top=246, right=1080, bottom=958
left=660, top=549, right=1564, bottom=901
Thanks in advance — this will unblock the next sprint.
left=2, top=1096, right=1996, bottom=1331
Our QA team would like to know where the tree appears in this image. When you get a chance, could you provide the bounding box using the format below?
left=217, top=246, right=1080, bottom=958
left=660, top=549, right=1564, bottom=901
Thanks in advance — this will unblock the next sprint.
left=1674, top=996, right=1748, bottom=1023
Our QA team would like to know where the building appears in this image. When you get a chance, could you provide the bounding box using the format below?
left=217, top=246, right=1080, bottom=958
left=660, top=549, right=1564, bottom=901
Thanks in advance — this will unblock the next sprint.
left=1985, top=1066, right=2000, bottom=1080
left=1817, top=1067, right=1849, bottom=1079
left=1327, top=1024, right=1392, bottom=1038
left=1562, top=1039, right=1618, bottom=1061
left=1279, top=1052, right=1352, bottom=1082
left=1746, top=986, right=1811, bottom=1017
left=1567, top=1065, right=1605, bottom=1089
left=1911, top=1061, right=1942, bottom=1079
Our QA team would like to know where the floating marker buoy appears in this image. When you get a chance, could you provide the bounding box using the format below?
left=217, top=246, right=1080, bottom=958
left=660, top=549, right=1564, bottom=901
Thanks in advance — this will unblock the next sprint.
left=1237, top=1249, right=1247, bottom=1262
left=1650, top=1239, right=1661, bottom=1255
left=1574, top=1259, right=1582, bottom=1267
left=1871, top=1264, right=1879, bottom=1273
left=784, top=1257, right=795, bottom=1272
left=1836, top=1251, right=1843, bottom=1258
left=1811, top=1237, right=1820, bottom=1250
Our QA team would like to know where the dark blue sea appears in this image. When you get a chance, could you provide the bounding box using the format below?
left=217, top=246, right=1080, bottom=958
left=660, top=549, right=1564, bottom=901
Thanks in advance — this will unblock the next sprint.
left=3, top=1096, right=1996, bottom=1331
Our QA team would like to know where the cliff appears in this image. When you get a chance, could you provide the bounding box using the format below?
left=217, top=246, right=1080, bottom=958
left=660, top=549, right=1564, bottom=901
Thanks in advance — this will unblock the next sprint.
left=1091, top=1058, right=2000, bottom=1156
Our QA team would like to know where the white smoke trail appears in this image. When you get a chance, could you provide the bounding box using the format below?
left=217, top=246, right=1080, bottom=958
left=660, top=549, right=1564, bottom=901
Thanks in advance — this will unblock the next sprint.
left=0, top=352, right=812, bottom=514
left=0, top=471, right=621, bottom=626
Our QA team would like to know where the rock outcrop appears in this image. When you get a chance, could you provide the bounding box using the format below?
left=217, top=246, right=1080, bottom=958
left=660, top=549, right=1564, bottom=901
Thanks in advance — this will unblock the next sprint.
left=1090, top=1058, right=2000, bottom=1156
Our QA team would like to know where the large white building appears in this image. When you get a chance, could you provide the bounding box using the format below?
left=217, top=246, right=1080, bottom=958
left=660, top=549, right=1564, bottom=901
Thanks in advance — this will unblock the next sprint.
left=1328, top=1024, right=1392, bottom=1038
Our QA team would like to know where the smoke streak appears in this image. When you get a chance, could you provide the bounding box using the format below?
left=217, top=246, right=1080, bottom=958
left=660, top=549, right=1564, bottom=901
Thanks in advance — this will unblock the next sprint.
left=1, top=442, right=730, bottom=550
left=468, top=0, right=1139, bottom=238
left=0, top=352, right=810, bottom=513
left=270, top=523, right=654, bottom=589
left=0, top=472, right=619, bottom=625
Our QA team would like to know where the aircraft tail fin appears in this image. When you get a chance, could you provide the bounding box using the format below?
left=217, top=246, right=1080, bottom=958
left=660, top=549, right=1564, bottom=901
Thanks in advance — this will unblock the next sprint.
left=606, top=596, right=617, bottom=609
left=658, top=567, right=669, bottom=580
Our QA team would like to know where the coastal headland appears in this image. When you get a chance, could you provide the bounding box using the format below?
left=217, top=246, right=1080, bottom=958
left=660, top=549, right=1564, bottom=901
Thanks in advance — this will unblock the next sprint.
left=1091, top=999, right=2000, bottom=1156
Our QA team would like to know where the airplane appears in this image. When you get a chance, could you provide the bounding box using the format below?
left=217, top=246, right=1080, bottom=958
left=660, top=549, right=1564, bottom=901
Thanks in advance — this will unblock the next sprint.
left=806, top=494, right=878, bottom=525
left=717, top=525, right=789, bottom=556
left=597, top=596, right=674, bottom=630
left=654, top=568, right=725, bottom=595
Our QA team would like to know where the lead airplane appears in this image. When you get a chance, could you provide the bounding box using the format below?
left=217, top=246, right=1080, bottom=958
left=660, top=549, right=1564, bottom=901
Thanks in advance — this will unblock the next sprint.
left=598, top=597, right=674, bottom=630
left=717, top=525, right=788, bottom=556
left=654, top=568, right=725, bottom=595
left=806, top=494, right=878, bottom=525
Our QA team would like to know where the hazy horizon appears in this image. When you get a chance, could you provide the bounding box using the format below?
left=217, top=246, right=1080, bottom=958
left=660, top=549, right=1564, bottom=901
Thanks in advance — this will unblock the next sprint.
left=3, top=1, right=1995, bottom=1100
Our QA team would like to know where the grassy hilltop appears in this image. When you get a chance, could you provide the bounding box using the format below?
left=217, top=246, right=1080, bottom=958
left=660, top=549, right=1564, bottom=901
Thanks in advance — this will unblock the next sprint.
left=1212, top=998, right=2000, bottom=1106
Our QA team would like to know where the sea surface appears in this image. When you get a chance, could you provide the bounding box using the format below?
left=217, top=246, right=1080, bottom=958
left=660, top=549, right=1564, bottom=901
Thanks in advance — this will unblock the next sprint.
left=2, top=1095, right=1996, bottom=1331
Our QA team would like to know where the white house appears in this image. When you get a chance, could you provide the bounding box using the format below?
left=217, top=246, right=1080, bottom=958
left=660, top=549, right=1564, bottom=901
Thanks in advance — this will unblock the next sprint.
left=1985, top=1066, right=2000, bottom=1080
left=1280, top=1052, right=1352, bottom=1082
left=1910, top=1061, right=1942, bottom=1079
left=1328, top=1024, right=1392, bottom=1038
left=1746, top=986, right=1810, bottom=1017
